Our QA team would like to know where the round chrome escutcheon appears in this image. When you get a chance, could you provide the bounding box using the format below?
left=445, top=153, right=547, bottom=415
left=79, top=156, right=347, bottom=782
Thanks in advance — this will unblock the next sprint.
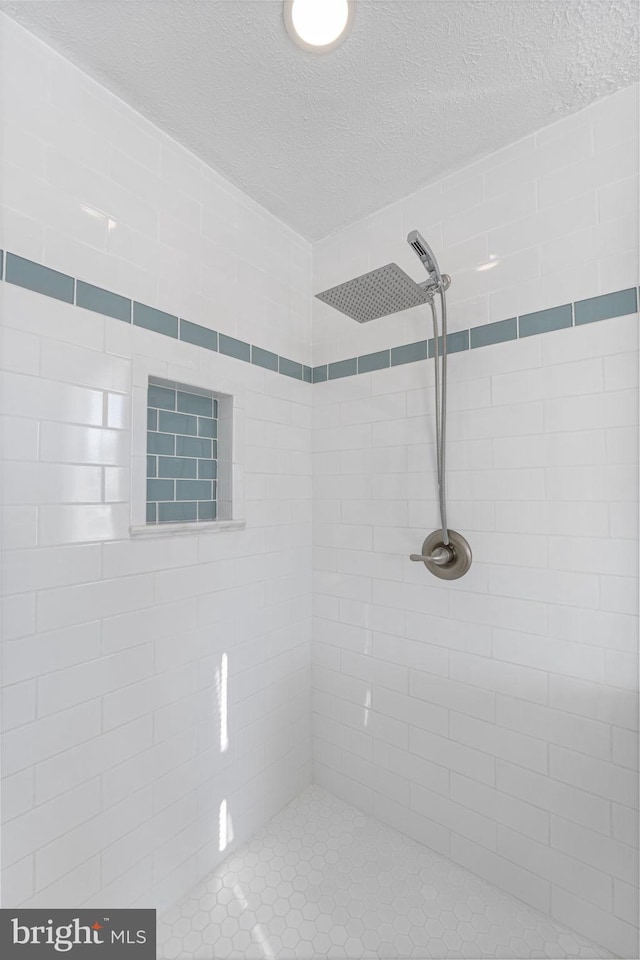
left=415, top=529, right=472, bottom=580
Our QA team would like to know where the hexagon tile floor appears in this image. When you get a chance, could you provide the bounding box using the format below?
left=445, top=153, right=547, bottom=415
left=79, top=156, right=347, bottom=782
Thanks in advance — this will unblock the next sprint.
left=157, top=785, right=612, bottom=960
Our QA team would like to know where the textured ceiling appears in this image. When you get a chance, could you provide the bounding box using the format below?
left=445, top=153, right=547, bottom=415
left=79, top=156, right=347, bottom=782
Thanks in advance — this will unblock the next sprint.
left=1, top=0, right=638, bottom=240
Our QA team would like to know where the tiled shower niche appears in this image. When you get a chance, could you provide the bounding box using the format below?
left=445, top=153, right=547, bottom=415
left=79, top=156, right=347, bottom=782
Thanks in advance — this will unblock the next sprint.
left=146, top=377, right=232, bottom=524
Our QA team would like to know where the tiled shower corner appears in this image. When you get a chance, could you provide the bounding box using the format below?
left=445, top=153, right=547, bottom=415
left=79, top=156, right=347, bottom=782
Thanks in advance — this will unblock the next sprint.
left=157, top=787, right=611, bottom=960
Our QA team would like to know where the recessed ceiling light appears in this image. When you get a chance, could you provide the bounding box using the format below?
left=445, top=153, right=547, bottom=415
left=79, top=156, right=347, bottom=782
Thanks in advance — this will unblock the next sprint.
left=284, top=0, right=355, bottom=53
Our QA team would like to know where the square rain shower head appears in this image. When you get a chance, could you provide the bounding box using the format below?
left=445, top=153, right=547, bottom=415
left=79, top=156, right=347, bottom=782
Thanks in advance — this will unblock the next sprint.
left=315, top=262, right=432, bottom=323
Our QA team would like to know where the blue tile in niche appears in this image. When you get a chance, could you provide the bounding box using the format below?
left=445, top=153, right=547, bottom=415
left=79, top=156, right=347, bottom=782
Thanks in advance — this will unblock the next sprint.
left=159, top=502, right=198, bottom=523
left=133, top=302, right=178, bottom=338
left=328, top=358, right=357, bottom=380
left=430, top=330, right=470, bottom=357
left=358, top=350, right=390, bottom=373
left=198, top=459, right=217, bottom=480
left=147, top=479, right=175, bottom=501
left=76, top=280, right=131, bottom=322
left=280, top=357, right=303, bottom=380
left=197, top=417, right=217, bottom=439
left=470, top=317, right=517, bottom=349
left=146, top=503, right=157, bottom=523
left=303, top=365, right=312, bottom=383
left=312, top=365, right=328, bottom=383
left=176, top=479, right=213, bottom=501
left=158, top=411, right=198, bottom=436
left=518, top=304, right=572, bottom=337
left=158, top=456, right=198, bottom=479
left=147, top=455, right=157, bottom=478
left=147, top=432, right=175, bottom=455
left=180, top=319, right=218, bottom=351
left=574, top=288, right=638, bottom=325
left=390, top=340, right=429, bottom=366
left=219, top=334, right=251, bottom=362
left=147, top=409, right=158, bottom=431
left=176, top=436, right=212, bottom=458
left=148, top=385, right=176, bottom=411
left=177, top=391, right=213, bottom=417
left=252, top=346, right=279, bottom=372
left=6, top=253, right=74, bottom=303
left=198, top=501, right=217, bottom=521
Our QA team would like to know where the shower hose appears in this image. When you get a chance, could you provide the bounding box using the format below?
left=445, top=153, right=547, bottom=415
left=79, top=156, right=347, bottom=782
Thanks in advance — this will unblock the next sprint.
left=429, top=287, right=449, bottom=547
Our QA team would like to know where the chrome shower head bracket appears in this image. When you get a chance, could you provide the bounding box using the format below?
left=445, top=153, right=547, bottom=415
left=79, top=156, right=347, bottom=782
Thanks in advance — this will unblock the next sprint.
left=410, top=529, right=472, bottom=580
left=418, top=274, right=452, bottom=299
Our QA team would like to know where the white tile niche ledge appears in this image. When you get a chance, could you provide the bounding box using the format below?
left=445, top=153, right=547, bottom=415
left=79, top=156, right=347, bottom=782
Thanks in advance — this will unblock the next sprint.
left=130, top=520, right=246, bottom=538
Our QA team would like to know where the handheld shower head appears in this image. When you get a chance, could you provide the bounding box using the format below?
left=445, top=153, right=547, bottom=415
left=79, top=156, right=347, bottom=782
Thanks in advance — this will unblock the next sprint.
left=407, top=230, right=442, bottom=284
left=316, top=231, right=451, bottom=324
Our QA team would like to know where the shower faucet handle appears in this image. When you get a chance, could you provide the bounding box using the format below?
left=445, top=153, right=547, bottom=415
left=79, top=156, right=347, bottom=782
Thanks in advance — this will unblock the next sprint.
left=409, top=530, right=472, bottom=581
left=410, top=546, right=452, bottom=566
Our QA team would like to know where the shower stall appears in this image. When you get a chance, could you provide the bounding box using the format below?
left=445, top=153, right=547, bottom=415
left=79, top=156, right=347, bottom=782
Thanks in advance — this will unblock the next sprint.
left=0, top=5, right=638, bottom=960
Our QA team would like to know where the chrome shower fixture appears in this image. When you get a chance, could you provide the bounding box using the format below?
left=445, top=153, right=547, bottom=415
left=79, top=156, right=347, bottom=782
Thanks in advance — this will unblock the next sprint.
left=407, top=229, right=451, bottom=295
left=315, top=262, right=433, bottom=324
left=410, top=529, right=473, bottom=581
left=314, top=228, right=472, bottom=580
left=408, top=229, right=440, bottom=280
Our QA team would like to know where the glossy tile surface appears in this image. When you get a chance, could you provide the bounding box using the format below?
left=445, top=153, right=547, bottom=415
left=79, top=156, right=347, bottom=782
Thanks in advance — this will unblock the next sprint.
left=157, top=786, right=611, bottom=960
left=146, top=381, right=218, bottom=524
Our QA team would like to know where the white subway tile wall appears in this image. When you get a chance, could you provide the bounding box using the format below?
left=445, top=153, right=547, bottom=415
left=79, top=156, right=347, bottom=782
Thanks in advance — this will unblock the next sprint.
left=0, top=16, right=312, bottom=367
left=313, top=84, right=639, bottom=366
left=312, top=86, right=639, bottom=959
left=0, top=15, right=312, bottom=914
left=1, top=9, right=638, bottom=957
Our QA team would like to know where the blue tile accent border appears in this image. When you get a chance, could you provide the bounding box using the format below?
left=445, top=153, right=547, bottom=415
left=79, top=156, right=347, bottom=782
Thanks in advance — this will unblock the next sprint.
left=6, top=253, right=74, bottom=303
left=180, top=318, right=217, bottom=351
left=470, top=317, right=517, bottom=349
left=279, top=357, right=303, bottom=380
left=358, top=350, right=390, bottom=373
left=134, top=302, right=178, bottom=338
left=429, top=330, right=470, bottom=357
left=219, top=334, right=251, bottom=362
left=518, top=304, right=572, bottom=338
left=574, top=288, right=638, bottom=326
left=329, top=358, right=357, bottom=380
left=391, top=341, right=429, bottom=366
left=252, top=345, right=278, bottom=371
left=77, top=280, right=131, bottom=322
left=1, top=252, right=636, bottom=386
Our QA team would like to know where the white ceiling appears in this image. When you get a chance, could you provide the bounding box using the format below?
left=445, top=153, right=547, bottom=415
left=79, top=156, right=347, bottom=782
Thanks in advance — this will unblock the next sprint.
left=2, top=0, right=638, bottom=240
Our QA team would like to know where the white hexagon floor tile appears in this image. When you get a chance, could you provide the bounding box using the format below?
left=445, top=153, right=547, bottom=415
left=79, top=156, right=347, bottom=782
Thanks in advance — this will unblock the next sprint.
left=157, top=785, right=612, bottom=959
